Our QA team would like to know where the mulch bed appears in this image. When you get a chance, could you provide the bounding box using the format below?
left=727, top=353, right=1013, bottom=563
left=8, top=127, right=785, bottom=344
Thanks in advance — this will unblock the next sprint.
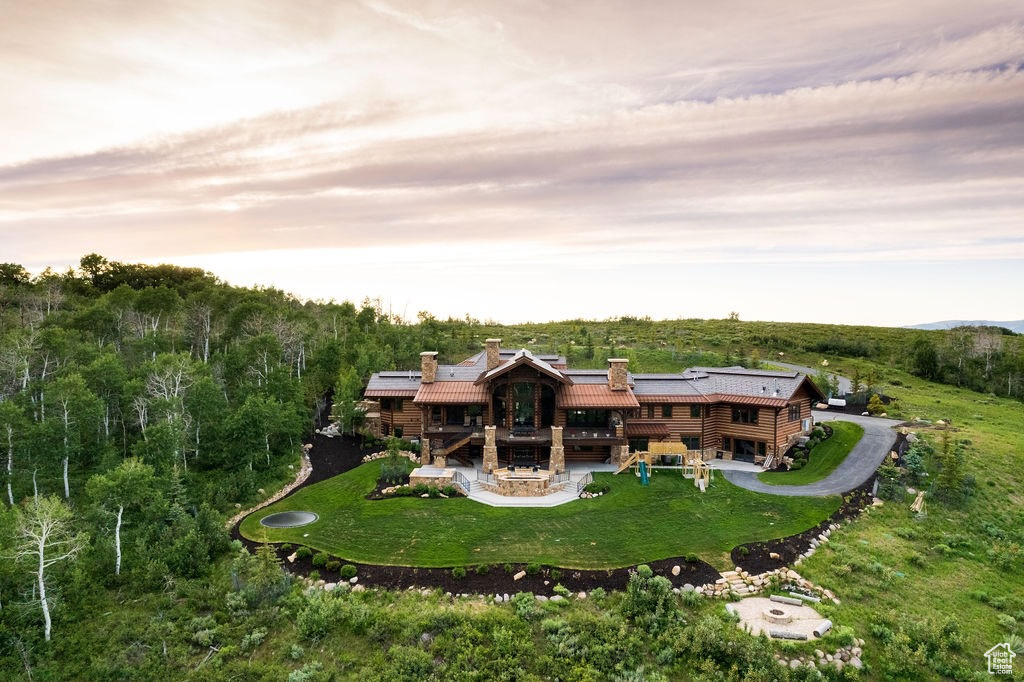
left=729, top=477, right=876, bottom=574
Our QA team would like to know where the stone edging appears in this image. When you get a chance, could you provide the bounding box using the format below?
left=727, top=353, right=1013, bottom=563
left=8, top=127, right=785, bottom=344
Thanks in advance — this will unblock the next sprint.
left=225, top=446, right=314, bottom=529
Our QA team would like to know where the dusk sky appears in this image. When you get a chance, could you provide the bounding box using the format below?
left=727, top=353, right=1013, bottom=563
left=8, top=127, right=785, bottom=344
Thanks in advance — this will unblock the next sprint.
left=2, top=1, right=1023, bottom=326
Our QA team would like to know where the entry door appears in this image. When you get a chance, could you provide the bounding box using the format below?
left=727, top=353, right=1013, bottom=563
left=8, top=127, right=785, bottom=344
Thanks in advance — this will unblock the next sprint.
left=733, top=439, right=756, bottom=462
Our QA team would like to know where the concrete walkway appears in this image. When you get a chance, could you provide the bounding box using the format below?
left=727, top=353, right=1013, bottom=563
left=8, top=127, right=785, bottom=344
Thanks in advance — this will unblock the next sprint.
left=720, top=411, right=900, bottom=497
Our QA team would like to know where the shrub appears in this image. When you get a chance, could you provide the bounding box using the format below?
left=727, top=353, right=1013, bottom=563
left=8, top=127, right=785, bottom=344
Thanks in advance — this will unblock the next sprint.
left=340, top=564, right=357, bottom=579
left=307, top=570, right=320, bottom=581
left=411, top=483, right=429, bottom=496
left=831, top=625, right=857, bottom=647
left=295, top=546, right=313, bottom=560
left=451, top=566, right=467, bottom=579
left=475, top=564, right=489, bottom=575
left=280, top=543, right=293, bottom=552
left=503, top=562, right=515, bottom=574
left=583, top=482, right=609, bottom=494
left=997, top=614, right=1017, bottom=632
left=681, top=589, right=702, bottom=608
left=589, top=587, right=606, bottom=601
left=380, top=460, right=407, bottom=485
left=553, top=584, right=571, bottom=598
left=549, top=568, right=562, bottom=581
left=325, top=560, right=341, bottom=573
left=622, top=564, right=678, bottom=633
left=297, top=591, right=341, bottom=641
left=526, top=562, right=541, bottom=575
left=510, top=592, right=542, bottom=621
left=441, top=485, right=457, bottom=497
left=312, top=553, right=329, bottom=568
left=240, top=627, right=267, bottom=650
left=427, top=486, right=441, bottom=498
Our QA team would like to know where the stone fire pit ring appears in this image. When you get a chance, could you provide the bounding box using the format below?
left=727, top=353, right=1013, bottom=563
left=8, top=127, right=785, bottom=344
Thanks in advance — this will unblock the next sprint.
left=763, top=606, right=793, bottom=624
left=260, top=511, right=319, bottom=528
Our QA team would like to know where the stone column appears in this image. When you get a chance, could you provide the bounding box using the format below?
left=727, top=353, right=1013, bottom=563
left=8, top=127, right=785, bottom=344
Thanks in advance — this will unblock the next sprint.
left=483, top=425, right=498, bottom=473
left=610, top=444, right=630, bottom=467
left=549, top=426, right=565, bottom=473
left=421, top=439, right=432, bottom=465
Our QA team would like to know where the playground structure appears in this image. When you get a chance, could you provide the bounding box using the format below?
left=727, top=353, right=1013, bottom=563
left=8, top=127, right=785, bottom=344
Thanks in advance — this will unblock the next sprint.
left=614, top=442, right=713, bottom=492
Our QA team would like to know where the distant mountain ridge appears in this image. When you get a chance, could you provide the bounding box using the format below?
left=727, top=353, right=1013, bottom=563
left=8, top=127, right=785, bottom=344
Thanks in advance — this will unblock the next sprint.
left=907, top=320, right=1024, bottom=333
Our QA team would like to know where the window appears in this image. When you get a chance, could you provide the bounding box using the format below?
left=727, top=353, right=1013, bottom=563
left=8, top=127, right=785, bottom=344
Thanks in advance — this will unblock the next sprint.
left=721, top=437, right=731, bottom=451
left=680, top=435, right=700, bottom=450
left=661, top=404, right=672, bottom=418
left=380, top=398, right=392, bottom=410
left=395, top=399, right=403, bottom=411
left=788, top=404, right=801, bottom=421
left=629, top=438, right=649, bottom=452
left=757, top=442, right=767, bottom=456
left=567, top=409, right=608, bottom=427
left=647, top=405, right=655, bottom=419
left=731, top=407, right=759, bottom=424
left=690, top=405, right=702, bottom=419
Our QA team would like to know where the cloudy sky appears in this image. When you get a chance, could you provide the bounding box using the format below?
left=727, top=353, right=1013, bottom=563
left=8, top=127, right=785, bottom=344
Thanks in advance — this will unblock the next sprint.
left=2, top=1, right=1022, bottom=326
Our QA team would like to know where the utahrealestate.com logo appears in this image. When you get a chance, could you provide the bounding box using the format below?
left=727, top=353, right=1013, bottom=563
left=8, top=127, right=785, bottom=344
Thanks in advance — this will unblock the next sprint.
left=984, top=643, right=1016, bottom=675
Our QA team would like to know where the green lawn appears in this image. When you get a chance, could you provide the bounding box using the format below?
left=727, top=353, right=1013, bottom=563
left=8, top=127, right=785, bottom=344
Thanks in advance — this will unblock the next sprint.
left=240, top=462, right=840, bottom=570
left=757, top=420, right=864, bottom=486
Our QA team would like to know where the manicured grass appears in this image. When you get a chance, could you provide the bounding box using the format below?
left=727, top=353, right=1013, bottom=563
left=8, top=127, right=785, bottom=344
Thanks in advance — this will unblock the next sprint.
left=757, top=420, right=864, bottom=486
left=240, top=462, right=840, bottom=570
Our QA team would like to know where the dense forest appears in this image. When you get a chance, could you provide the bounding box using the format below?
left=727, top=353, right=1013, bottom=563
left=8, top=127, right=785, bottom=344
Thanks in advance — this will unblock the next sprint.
left=0, top=256, right=1021, bottom=680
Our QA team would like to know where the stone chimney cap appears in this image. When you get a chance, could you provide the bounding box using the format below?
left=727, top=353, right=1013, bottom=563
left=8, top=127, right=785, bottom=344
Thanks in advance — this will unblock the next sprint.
left=420, top=351, right=438, bottom=357
left=607, top=358, right=629, bottom=363
left=485, top=338, right=502, bottom=344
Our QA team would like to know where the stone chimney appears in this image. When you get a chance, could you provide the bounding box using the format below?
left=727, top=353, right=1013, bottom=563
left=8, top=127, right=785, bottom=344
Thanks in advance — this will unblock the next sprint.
left=420, top=351, right=438, bottom=384
left=485, top=338, right=502, bottom=371
left=607, top=358, right=629, bottom=391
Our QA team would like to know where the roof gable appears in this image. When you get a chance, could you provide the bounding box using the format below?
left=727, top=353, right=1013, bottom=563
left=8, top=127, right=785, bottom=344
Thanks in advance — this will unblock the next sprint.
left=475, top=349, right=571, bottom=385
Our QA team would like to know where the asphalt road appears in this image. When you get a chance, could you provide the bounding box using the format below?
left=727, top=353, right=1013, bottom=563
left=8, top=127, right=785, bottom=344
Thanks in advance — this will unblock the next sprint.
left=721, top=411, right=900, bottom=497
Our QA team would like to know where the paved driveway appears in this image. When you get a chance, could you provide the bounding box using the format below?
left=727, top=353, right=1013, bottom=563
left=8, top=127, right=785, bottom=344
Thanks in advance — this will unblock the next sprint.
left=721, top=411, right=900, bottom=497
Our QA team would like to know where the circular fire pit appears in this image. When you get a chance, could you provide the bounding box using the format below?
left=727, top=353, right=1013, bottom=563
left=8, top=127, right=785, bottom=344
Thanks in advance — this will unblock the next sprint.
left=260, top=511, right=318, bottom=528
left=763, top=607, right=793, bottom=624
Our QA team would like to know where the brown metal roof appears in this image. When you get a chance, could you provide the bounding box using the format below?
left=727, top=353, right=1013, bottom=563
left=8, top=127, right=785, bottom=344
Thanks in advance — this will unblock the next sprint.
left=559, top=384, right=640, bottom=409
left=634, top=394, right=711, bottom=404
left=364, top=387, right=419, bottom=398
left=625, top=421, right=672, bottom=438
left=413, top=381, right=489, bottom=404
left=712, top=394, right=789, bottom=408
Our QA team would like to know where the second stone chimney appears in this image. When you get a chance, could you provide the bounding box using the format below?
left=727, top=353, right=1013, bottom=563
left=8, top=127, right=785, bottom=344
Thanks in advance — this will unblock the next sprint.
left=420, top=351, right=438, bottom=384
left=485, top=338, right=502, bottom=371
left=607, top=358, right=629, bottom=391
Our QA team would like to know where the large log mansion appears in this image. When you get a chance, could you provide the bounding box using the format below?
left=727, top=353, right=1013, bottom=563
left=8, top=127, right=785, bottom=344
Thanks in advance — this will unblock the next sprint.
left=363, top=339, right=824, bottom=472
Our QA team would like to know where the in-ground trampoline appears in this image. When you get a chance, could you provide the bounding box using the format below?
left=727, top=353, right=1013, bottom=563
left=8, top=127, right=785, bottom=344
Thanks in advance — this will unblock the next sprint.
left=260, top=511, right=319, bottom=528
